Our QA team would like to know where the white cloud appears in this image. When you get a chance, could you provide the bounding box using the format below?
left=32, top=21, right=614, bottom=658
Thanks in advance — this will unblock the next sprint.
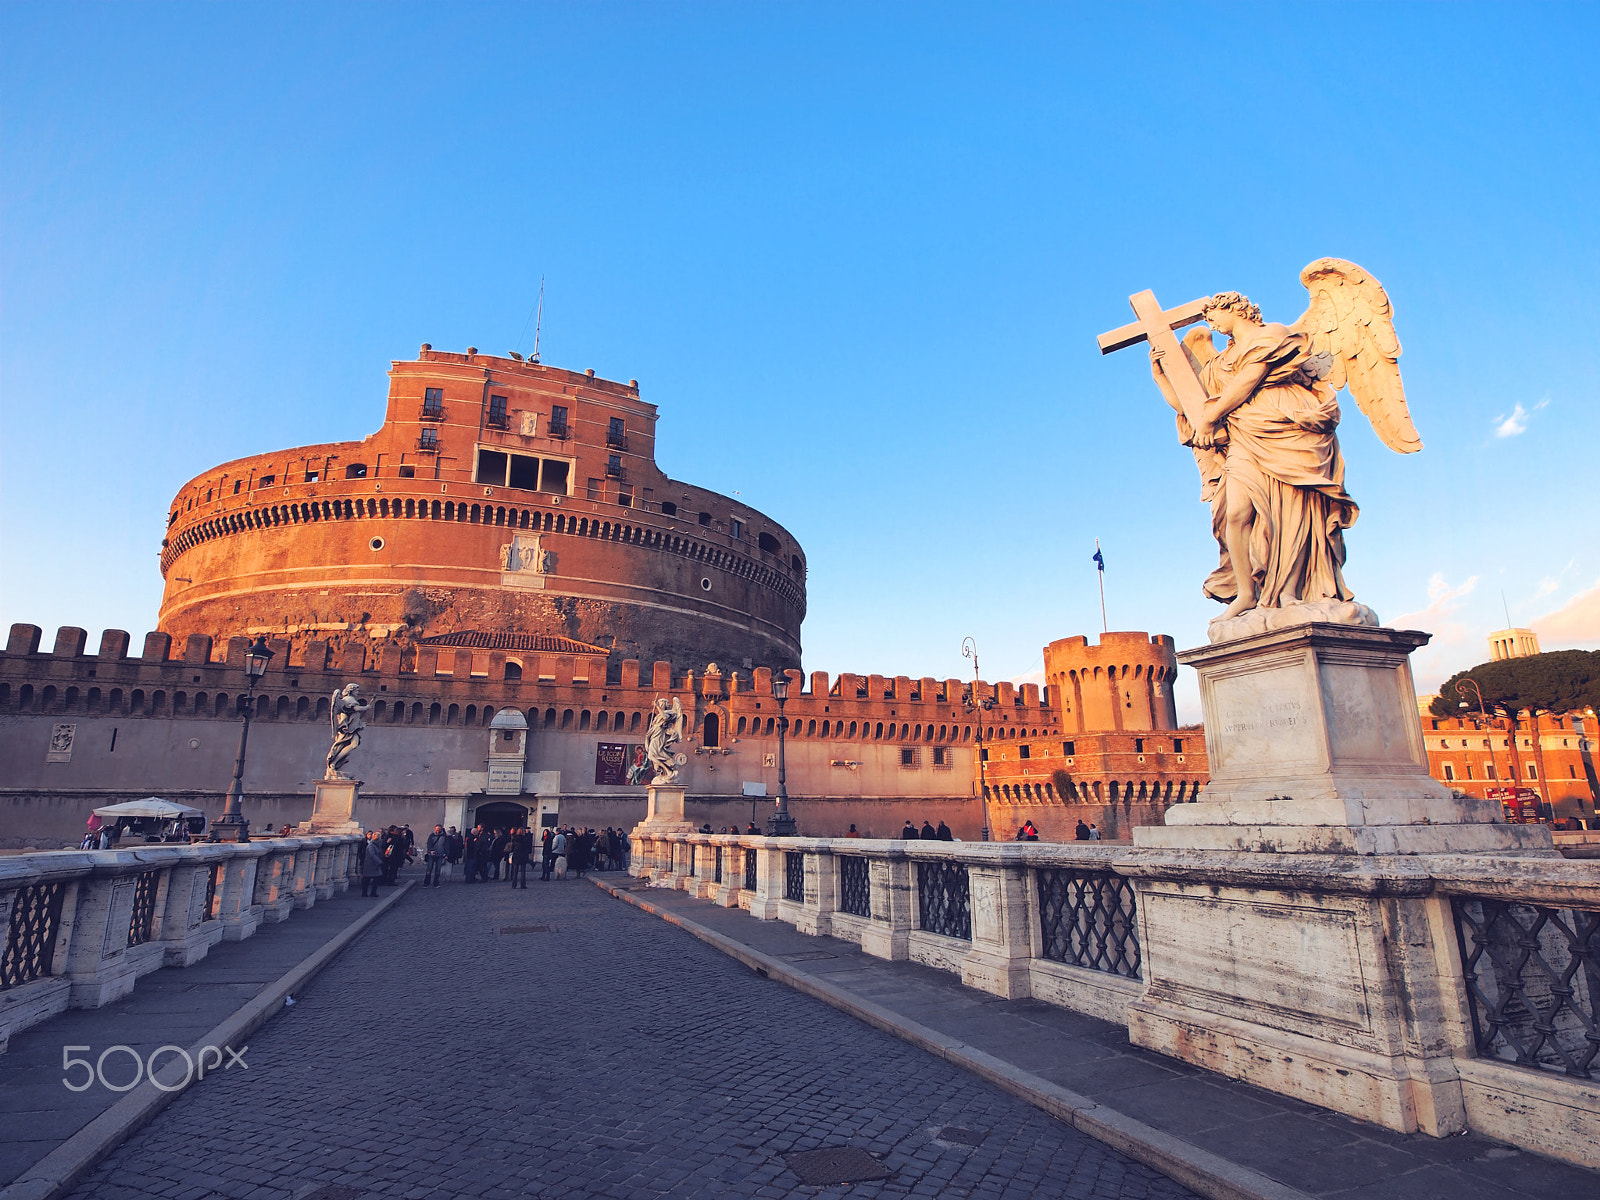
left=1492, top=398, right=1549, bottom=438
left=1532, top=577, right=1600, bottom=650
left=1532, top=558, right=1577, bottom=601
left=1392, top=573, right=1480, bottom=693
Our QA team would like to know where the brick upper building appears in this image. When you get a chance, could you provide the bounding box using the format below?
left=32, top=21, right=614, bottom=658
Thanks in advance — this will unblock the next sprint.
left=157, top=347, right=806, bottom=674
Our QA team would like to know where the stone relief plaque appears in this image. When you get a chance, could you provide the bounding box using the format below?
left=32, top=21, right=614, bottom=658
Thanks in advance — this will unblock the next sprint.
left=1206, top=664, right=1320, bottom=774
left=501, top=534, right=555, bottom=590
left=1141, top=888, right=1373, bottom=1037
left=101, top=880, right=135, bottom=960
left=485, top=760, right=524, bottom=795
left=46, top=722, right=76, bottom=763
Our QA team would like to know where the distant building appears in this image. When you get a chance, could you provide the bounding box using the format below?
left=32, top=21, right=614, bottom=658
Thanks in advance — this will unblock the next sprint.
left=1417, top=703, right=1600, bottom=826
left=1487, top=627, right=1541, bottom=661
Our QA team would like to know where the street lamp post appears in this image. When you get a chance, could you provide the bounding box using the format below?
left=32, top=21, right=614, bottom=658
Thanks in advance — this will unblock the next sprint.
left=962, top=637, right=998, bottom=842
left=1455, top=676, right=1505, bottom=801
left=211, top=637, right=274, bottom=843
left=767, top=671, right=798, bottom=836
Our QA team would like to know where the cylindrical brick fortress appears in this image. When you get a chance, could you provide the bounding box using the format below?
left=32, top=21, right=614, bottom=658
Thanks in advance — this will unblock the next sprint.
left=157, top=348, right=806, bottom=672
left=1044, top=631, right=1178, bottom=733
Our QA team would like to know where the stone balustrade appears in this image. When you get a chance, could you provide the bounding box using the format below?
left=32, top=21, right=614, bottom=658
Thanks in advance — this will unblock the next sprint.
left=628, top=829, right=1600, bottom=1170
left=0, top=834, right=362, bottom=1052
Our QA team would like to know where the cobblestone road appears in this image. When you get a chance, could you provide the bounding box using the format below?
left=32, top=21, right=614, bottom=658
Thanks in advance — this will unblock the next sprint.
left=68, top=874, right=1198, bottom=1200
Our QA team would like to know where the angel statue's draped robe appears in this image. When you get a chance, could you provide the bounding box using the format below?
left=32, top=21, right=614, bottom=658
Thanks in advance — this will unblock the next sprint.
left=1200, top=324, right=1360, bottom=610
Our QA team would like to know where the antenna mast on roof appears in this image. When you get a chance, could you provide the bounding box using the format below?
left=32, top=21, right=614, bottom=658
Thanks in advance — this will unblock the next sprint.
left=530, top=276, right=545, bottom=364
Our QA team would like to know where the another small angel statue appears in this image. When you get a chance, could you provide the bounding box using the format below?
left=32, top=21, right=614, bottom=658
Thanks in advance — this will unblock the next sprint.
left=325, top=683, right=370, bottom=781
left=644, top=696, right=685, bottom=785
left=1145, top=259, right=1420, bottom=626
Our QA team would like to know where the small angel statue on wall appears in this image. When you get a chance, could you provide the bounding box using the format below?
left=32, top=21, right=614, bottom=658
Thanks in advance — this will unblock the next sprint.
left=326, top=683, right=370, bottom=781
left=644, top=696, right=686, bottom=785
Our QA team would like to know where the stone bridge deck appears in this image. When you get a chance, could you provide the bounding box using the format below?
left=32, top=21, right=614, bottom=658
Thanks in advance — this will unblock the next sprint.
left=3, top=870, right=1594, bottom=1200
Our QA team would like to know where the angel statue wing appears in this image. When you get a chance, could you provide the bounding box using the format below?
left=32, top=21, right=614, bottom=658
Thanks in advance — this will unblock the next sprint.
left=1291, top=258, right=1422, bottom=453
left=330, top=691, right=342, bottom=736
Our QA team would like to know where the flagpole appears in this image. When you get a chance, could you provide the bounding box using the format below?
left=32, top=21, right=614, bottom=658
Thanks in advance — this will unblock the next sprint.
left=1095, top=538, right=1107, bottom=633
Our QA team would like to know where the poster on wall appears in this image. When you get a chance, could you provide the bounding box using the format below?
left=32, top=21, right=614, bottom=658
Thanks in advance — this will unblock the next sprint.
left=596, top=742, right=650, bottom=786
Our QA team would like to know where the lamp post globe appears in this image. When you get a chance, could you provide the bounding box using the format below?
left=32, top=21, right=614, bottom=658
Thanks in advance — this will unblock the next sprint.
left=766, top=670, right=798, bottom=837
left=211, top=637, right=274, bottom=843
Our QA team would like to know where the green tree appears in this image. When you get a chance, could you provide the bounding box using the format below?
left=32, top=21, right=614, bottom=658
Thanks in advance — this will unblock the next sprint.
left=1429, top=649, right=1600, bottom=720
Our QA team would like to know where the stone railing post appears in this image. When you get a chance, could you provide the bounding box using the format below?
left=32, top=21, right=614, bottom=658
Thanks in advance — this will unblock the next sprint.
left=60, top=851, right=171, bottom=1008
left=747, top=841, right=785, bottom=920
left=157, top=844, right=232, bottom=967
left=216, top=844, right=268, bottom=941
left=960, top=851, right=1034, bottom=998
left=861, top=848, right=913, bottom=961
left=253, top=844, right=296, bottom=922
left=291, top=841, right=317, bottom=909
left=794, top=842, right=836, bottom=937
left=711, top=837, right=744, bottom=908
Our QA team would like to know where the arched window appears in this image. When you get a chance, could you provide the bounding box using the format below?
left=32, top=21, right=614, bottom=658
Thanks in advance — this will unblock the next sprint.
left=428, top=703, right=441, bottom=725
left=737, top=716, right=747, bottom=735
left=579, top=710, right=592, bottom=731
left=704, top=712, right=720, bottom=747
left=806, top=719, right=817, bottom=737
left=505, top=660, right=523, bottom=680
left=447, top=703, right=460, bottom=724
left=465, top=704, right=478, bottom=726
left=630, top=711, right=641, bottom=732
left=596, top=711, right=609, bottom=732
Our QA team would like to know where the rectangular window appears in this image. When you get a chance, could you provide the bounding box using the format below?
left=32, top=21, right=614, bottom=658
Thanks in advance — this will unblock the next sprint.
left=698, top=511, right=712, bottom=527
left=1062, top=741, right=1075, bottom=756
left=617, top=493, right=632, bottom=507
left=1134, top=738, right=1145, bottom=753
left=900, top=747, right=918, bottom=767
left=731, top=518, right=744, bottom=539
left=606, top=454, right=623, bottom=478
left=475, top=449, right=509, bottom=485
left=539, top=459, right=570, bottom=495
left=397, top=465, right=415, bottom=478
left=303, top=471, right=319, bottom=483
left=423, top=387, right=444, bottom=415
left=932, top=746, right=948, bottom=767
left=1019, top=744, right=1031, bottom=759
left=607, top=416, right=625, bottom=448
left=233, top=480, right=242, bottom=494
left=419, top=428, right=438, bottom=450
left=980, top=747, right=989, bottom=762
left=1173, top=738, right=1183, bottom=753
left=1444, top=764, right=1454, bottom=780
left=488, top=395, right=508, bottom=428
left=256, top=474, right=275, bottom=488
left=550, top=405, right=569, bottom=437
left=508, top=453, right=540, bottom=490
left=1528, top=763, right=1538, bottom=779
left=1486, top=763, right=1497, bottom=780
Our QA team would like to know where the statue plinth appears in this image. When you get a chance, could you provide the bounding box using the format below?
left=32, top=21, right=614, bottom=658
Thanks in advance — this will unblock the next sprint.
left=1136, top=620, right=1555, bottom=856
left=301, top=778, right=364, bottom=835
left=635, top=783, right=693, bottom=833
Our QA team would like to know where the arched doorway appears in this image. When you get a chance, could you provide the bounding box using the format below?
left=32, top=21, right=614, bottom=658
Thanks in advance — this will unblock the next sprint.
left=472, top=800, right=529, bottom=832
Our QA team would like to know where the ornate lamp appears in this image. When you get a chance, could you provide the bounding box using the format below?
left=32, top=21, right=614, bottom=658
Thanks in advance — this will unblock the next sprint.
left=212, top=637, right=274, bottom=843
left=766, top=670, right=797, bottom=836
left=963, top=637, right=997, bottom=841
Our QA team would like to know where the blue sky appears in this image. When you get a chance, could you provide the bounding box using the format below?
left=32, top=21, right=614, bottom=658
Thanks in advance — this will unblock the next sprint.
left=4, top=2, right=1597, bottom=720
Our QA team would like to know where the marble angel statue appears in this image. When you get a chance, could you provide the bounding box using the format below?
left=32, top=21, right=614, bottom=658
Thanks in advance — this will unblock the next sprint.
left=644, top=696, right=686, bottom=785
left=325, top=683, right=370, bottom=780
left=1146, top=258, right=1420, bottom=628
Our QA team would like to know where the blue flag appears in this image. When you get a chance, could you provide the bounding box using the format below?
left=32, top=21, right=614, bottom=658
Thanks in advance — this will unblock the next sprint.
left=1093, top=548, right=1105, bottom=572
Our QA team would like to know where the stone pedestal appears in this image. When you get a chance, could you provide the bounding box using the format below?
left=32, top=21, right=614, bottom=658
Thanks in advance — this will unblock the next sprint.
left=1127, top=617, right=1555, bottom=1138
left=630, top=785, right=695, bottom=884
left=1135, top=621, right=1554, bottom=856
left=301, top=778, right=363, bottom=836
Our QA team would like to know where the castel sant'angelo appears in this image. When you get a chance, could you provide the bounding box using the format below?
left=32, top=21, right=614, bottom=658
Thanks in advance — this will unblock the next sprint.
left=2, top=344, right=1207, bottom=846
left=158, top=346, right=806, bottom=675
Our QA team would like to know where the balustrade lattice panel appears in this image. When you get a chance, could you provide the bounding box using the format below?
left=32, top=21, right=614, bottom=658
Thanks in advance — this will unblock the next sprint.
left=1036, top=869, right=1141, bottom=979
left=745, top=849, right=758, bottom=892
left=839, top=856, right=871, bottom=918
left=785, top=852, right=806, bottom=903
left=714, top=848, right=723, bottom=885
left=127, top=869, right=161, bottom=947
left=917, top=861, right=971, bottom=940
left=1452, top=896, right=1600, bottom=1079
left=1, top=881, right=68, bottom=990
left=688, top=844, right=696, bottom=875
left=204, top=865, right=220, bottom=921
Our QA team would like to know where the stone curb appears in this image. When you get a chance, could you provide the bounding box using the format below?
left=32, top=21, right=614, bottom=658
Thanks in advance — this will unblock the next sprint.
left=595, top=878, right=1310, bottom=1200
left=0, top=882, right=416, bottom=1200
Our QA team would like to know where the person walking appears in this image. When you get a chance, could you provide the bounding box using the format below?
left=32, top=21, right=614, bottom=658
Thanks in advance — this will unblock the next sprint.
left=540, top=827, right=555, bottom=881
left=423, top=824, right=449, bottom=888
left=551, top=827, right=569, bottom=880
left=381, top=826, right=405, bottom=885
left=360, top=831, right=385, bottom=897
left=508, top=827, right=532, bottom=888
